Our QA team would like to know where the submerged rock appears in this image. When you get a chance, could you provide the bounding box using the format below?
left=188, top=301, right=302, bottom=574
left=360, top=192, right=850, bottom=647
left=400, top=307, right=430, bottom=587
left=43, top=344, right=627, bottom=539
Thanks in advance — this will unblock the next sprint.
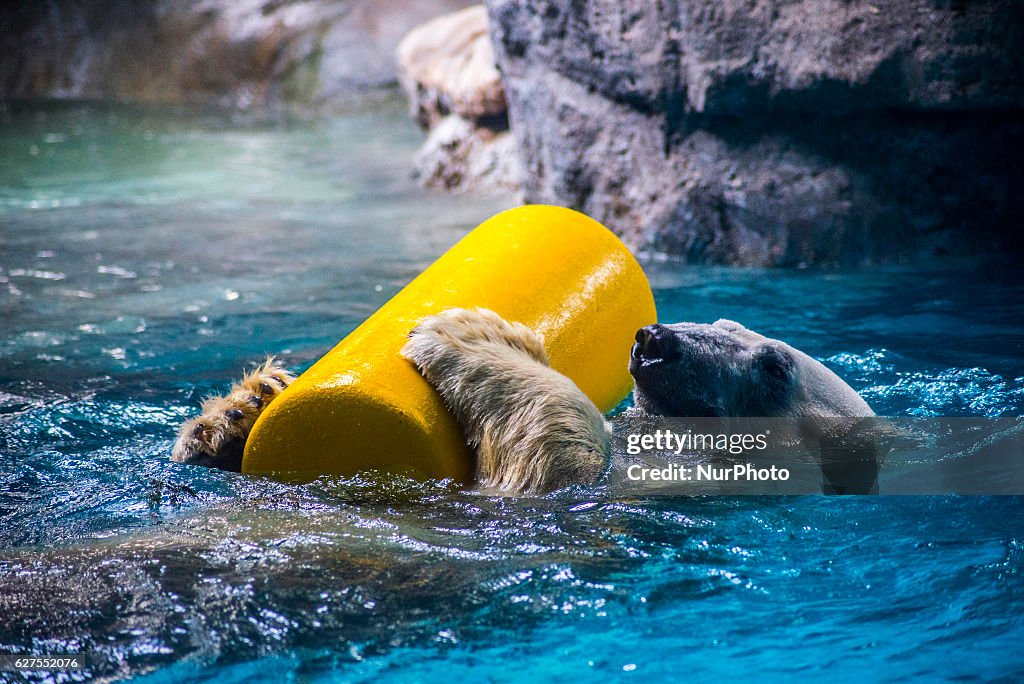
left=0, top=0, right=476, bottom=109
left=487, top=0, right=1024, bottom=265
left=398, top=5, right=521, bottom=194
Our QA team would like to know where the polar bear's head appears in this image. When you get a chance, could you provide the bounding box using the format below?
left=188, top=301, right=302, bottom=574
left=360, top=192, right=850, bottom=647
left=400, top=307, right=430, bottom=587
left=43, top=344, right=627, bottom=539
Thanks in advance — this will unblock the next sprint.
left=628, top=319, right=873, bottom=419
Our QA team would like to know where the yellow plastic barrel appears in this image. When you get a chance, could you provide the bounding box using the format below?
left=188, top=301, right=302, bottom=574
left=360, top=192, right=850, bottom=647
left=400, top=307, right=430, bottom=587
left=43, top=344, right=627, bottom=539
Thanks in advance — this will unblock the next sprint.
left=243, top=205, right=657, bottom=480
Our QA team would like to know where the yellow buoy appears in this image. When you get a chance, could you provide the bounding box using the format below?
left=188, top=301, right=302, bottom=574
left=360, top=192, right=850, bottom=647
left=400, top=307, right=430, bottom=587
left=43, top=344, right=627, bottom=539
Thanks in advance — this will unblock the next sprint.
left=243, top=205, right=657, bottom=480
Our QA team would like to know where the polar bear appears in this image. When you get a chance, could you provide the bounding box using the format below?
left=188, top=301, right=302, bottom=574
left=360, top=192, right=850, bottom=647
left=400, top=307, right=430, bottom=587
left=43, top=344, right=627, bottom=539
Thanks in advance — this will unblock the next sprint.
left=171, top=312, right=873, bottom=493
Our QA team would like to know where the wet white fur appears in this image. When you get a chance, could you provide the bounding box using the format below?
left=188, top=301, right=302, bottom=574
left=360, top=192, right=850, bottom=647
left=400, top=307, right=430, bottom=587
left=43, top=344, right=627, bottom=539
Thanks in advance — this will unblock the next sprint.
left=712, top=319, right=874, bottom=420
left=402, top=308, right=610, bottom=494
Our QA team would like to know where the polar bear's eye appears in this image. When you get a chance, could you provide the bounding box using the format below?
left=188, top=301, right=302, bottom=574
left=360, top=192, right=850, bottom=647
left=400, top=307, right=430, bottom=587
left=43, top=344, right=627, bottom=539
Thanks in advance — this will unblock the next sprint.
left=756, top=345, right=792, bottom=384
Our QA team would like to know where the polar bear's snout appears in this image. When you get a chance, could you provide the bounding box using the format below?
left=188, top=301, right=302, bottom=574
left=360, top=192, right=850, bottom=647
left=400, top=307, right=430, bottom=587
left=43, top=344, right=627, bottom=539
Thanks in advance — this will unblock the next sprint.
left=630, top=322, right=735, bottom=417
left=632, top=324, right=683, bottom=364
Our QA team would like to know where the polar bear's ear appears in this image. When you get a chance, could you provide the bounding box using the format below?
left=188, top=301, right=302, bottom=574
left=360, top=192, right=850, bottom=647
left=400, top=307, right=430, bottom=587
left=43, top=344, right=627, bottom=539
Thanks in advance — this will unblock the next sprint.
left=712, top=319, right=748, bottom=333
left=714, top=319, right=770, bottom=345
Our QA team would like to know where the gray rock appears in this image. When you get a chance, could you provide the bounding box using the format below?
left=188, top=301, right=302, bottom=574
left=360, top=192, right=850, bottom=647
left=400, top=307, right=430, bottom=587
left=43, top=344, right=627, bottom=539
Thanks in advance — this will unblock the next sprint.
left=487, top=0, right=1024, bottom=265
left=0, top=0, right=477, bottom=109
left=412, top=114, right=522, bottom=193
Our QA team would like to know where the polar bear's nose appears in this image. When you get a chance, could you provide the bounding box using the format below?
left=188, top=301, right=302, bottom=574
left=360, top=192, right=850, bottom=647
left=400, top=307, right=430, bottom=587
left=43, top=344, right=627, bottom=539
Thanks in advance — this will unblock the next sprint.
left=634, top=325, right=680, bottom=362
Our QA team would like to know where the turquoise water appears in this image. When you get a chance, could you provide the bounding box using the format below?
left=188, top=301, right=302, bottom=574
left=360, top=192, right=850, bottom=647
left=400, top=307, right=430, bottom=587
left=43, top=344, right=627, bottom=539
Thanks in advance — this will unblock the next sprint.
left=1, top=100, right=1023, bottom=682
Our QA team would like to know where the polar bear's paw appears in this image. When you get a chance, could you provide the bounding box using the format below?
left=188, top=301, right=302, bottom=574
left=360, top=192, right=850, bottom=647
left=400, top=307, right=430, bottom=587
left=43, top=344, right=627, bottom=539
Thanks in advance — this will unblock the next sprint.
left=171, top=357, right=295, bottom=472
left=403, top=307, right=610, bottom=495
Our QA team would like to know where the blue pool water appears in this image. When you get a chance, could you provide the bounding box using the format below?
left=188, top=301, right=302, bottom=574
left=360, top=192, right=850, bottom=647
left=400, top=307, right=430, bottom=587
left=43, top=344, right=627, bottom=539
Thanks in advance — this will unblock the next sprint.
left=1, top=100, right=1023, bottom=682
